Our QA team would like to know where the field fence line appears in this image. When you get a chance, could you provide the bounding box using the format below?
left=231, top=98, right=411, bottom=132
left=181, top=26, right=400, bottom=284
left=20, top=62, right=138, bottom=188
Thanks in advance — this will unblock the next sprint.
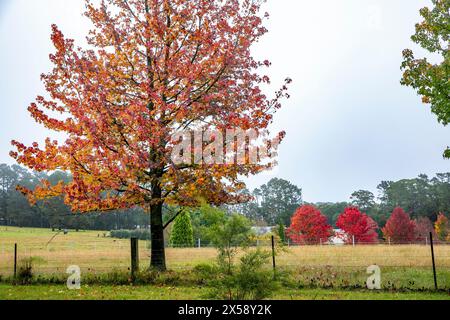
left=1, top=236, right=449, bottom=291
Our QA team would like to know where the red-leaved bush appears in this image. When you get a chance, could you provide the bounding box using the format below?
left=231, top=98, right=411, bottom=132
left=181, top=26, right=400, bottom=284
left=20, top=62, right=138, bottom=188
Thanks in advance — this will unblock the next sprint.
left=287, top=205, right=333, bottom=245
left=336, top=207, right=379, bottom=244
left=382, top=207, right=417, bottom=243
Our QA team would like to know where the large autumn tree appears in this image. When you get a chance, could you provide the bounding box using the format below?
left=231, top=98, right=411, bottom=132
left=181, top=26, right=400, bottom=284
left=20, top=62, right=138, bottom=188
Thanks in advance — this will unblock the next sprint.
left=336, top=207, right=379, bottom=244
left=10, top=0, right=290, bottom=270
left=401, top=0, right=449, bottom=158
left=382, top=207, right=417, bottom=244
left=286, top=205, right=333, bottom=245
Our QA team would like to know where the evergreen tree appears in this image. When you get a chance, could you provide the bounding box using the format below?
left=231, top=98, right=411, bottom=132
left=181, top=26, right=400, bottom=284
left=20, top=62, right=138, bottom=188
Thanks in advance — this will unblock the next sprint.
left=170, top=212, right=194, bottom=248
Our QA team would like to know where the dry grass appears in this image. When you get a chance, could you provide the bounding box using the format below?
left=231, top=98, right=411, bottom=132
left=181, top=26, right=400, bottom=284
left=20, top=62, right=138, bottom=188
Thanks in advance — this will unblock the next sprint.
left=278, top=245, right=450, bottom=268
left=0, top=227, right=449, bottom=276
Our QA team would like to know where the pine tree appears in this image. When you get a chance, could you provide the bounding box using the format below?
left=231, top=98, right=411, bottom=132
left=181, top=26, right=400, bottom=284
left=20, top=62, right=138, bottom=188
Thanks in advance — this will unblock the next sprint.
left=170, top=212, right=194, bottom=248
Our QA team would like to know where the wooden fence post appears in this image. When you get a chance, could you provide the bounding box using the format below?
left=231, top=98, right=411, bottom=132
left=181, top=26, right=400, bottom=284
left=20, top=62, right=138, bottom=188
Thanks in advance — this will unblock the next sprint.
left=130, top=238, right=139, bottom=283
left=429, top=232, right=438, bottom=290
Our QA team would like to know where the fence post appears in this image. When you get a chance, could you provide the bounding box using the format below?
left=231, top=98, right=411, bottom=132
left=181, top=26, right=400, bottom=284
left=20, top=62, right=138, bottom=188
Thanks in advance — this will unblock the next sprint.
left=130, top=238, right=139, bottom=283
left=198, top=238, right=201, bottom=249
left=352, top=235, right=355, bottom=247
left=271, top=235, right=276, bottom=280
left=388, top=237, right=391, bottom=246
left=429, top=232, right=438, bottom=291
left=13, top=243, right=17, bottom=279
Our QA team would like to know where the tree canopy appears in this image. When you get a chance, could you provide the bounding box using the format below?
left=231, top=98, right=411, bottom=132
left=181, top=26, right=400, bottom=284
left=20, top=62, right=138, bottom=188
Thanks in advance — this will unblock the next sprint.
left=9, top=0, right=290, bottom=270
left=401, top=0, right=450, bottom=158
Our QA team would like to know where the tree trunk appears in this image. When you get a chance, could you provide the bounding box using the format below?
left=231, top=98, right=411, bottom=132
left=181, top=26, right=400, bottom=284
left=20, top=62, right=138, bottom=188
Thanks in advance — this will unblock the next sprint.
left=150, top=191, right=166, bottom=271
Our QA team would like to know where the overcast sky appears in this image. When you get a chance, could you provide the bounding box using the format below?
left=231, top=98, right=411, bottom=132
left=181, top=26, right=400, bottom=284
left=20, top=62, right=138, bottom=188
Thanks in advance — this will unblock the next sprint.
left=0, top=0, right=448, bottom=203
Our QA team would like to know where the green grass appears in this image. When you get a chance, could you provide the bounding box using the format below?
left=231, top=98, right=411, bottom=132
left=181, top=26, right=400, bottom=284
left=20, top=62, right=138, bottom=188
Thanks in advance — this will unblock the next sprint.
left=0, top=284, right=448, bottom=300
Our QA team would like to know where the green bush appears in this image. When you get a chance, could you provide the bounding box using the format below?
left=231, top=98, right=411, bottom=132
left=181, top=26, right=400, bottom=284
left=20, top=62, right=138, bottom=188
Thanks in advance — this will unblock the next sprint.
left=193, top=263, right=220, bottom=284
left=197, top=249, right=277, bottom=300
left=110, top=229, right=151, bottom=240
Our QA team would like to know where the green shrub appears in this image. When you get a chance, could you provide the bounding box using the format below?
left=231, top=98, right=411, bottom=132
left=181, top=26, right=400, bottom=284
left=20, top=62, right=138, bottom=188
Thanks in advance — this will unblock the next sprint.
left=205, top=249, right=278, bottom=300
left=193, top=263, right=220, bottom=285
left=110, top=229, right=151, bottom=240
left=206, top=213, right=253, bottom=273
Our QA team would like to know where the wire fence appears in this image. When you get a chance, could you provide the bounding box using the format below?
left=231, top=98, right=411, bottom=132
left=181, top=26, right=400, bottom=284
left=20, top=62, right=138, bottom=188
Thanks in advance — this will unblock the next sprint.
left=0, top=238, right=450, bottom=290
left=0, top=234, right=449, bottom=290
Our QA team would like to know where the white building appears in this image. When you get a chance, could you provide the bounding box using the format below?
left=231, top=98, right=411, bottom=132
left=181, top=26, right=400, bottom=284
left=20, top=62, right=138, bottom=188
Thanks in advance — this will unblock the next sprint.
left=328, top=229, right=347, bottom=245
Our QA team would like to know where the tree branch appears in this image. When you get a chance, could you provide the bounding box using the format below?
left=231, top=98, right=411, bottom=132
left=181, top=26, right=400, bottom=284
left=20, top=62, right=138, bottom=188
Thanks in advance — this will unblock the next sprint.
left=163, top=208, right=183, bottom=229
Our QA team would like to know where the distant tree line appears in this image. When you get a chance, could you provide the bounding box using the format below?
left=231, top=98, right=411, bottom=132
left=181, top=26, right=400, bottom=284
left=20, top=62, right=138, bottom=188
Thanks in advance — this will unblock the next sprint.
left=1, top=163, right=449, bottom=234
left=231, top=174, right=450, bottom=229
left=230, top=178, right=303, bottom=226
left=0, top=164, right=149, bottom=230
left=286, top=204, right=449, bottom=245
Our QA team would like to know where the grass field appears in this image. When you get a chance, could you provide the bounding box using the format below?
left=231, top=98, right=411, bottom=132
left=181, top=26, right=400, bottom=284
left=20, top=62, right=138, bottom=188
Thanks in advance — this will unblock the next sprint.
left=1, top=227, right=449, bottom=271
left=0, top=227, right=449, bottom=299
